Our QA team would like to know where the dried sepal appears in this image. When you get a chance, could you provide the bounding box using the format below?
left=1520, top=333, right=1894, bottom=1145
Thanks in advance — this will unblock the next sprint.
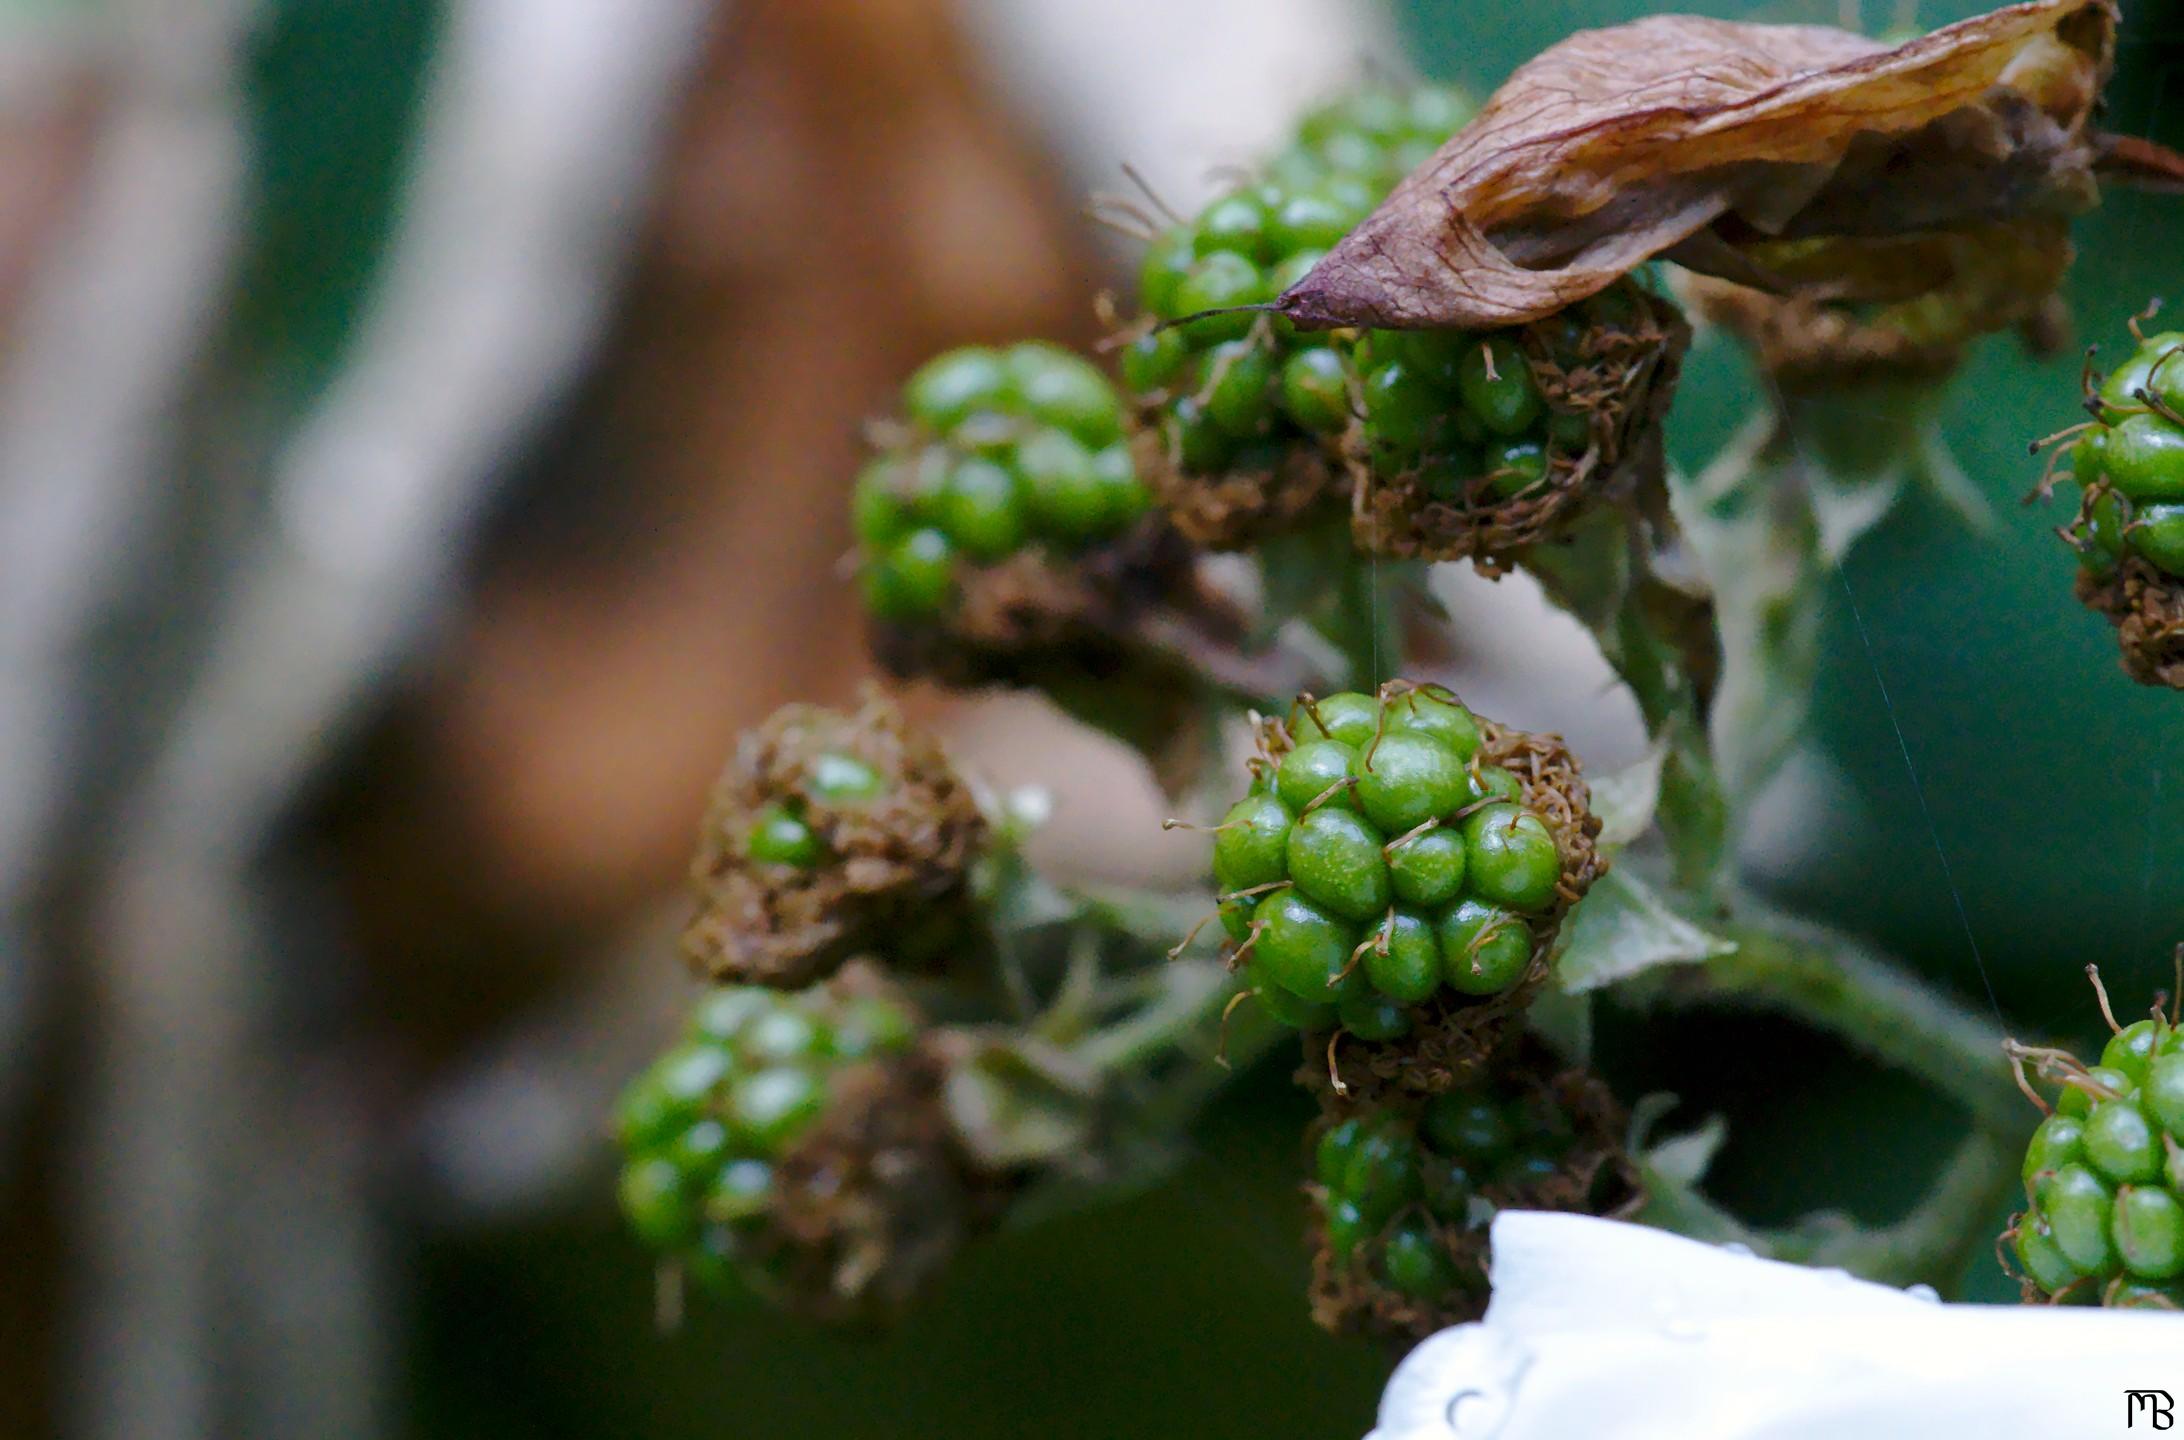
left=1682, top=217, right=2075, bottom=390
left=1124, top=407, right=1343, bottom=551
left=682, top=695, right=990, bottom=988
left=868, top=515, right=1235, bottom=679
left=1278, top=1, right=2125, bottom=334
left=2076, top=553, right=2184, bottom=689
left=757, top=1037, right=981, bottom=1323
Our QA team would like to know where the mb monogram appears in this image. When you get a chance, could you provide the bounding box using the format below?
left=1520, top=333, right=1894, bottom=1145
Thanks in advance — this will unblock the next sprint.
left=2131, top=1390, right=2176, bottom=1429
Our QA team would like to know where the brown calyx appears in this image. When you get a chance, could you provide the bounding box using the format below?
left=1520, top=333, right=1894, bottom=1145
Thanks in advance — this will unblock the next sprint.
left=1350, top=288, right=1689, bottom=572
left=2077, top=553, right=2184, bottom=689
left=756, top=1040, right=971, bottom=1324
left=681, top=694, right=989, bottom=988
left=1124, top=396, right=1344, bottom=550
left=868, top=514, right=1237, bottom=683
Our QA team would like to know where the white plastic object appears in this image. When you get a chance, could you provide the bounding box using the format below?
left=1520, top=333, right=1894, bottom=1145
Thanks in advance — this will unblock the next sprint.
left=1368, top=1211, right=2184, bottom=1439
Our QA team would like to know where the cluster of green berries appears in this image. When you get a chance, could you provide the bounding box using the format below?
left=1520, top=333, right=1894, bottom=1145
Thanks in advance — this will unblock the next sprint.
left=1117, top=85, right=1474, bottom=481
left=855, top=342, right=1150, bottom=626
left=2008, top=972, right=2184, bottom=1308
left=1314, top=1082, right=1577, bottom=1305
left=616, top=977, right=922, bottom=1299
left=685, top=699, right=987, bottom=990
left=2067, top=328, right=2184, bottom=582
left=1209, top=686, right=1567, bottom=1040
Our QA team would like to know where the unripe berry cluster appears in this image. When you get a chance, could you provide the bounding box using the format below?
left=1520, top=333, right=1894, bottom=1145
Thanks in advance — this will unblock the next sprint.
left=2061, top=324, right=2184, bottom=688
left=1114, top=81, right=1683, bottom=564
left=1115, top=85, right=1475, bottom=546
left=617, top=965, right=971, bottom=1320
left=1307, top=1046, right=1638, bottom=1337
left=2069, top=330, right=2184, bottom=580
left=1202, top=684, right=1600, bottom=1094
left=684, top=697, right=988, bottom=989
left=855, top=342, right=1151, bottom=628
left=1344, top=285, right=1686, bottom=566
left=2008, top=980, right=2184, bottom=1308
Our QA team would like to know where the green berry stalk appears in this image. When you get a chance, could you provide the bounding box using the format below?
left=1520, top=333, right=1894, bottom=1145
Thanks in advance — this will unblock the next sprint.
left=683, top=695, right=990, bottom=990
left=1193, top=682, right=1601, bottom=1100
left=1306, top=1035, right=1639, bottom=1339
left=2048, top=316, right=2184, bottom=688
left=2005, top=958, right=2184, bottom=1309
left=617, top=963, right=994, bottom=1323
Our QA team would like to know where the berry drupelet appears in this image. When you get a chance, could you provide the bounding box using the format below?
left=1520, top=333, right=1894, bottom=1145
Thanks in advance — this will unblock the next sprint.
left=2059, top=322, right=2184, bottom=688
left=1200, top=683, right=1601, bottom=1098
left=683, top=696, right=989, bottom=990
left=2006, top=962, right=2184, bottom=1308
left=616, top=964, right=982, bottom=1322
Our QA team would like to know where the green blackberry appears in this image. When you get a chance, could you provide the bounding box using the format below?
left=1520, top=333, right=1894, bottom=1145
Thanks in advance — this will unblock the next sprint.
left=2056, top=320, right=2184, bottom=688
left=858, top=344, right=1248, bottom=786
left=1201, top=682, right=1601, bottom=1098
left=857, top=343, right=1191, bottom=669
left=1306, top=1042, right=1638, bottom=1338
left=1116, top=84, right=1475, bottom=548
left=2004, top=961, right=2184, bottom=1307
left=859, top=344, right=1167, bottom=621
left=683, top=696, right=990, bottom=989
left=615, top=963, right=976, bottom=1322
left=1341, top=284, right=1689, bottom=569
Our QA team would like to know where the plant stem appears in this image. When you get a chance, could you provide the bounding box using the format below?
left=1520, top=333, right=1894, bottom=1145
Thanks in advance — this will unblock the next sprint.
left=1639, top=1128, right=2019, bottom=1293
left=1521, top=500, right=1728, bottom=892
left=1330, top=528, right=1398, bottom=690
left=1671, top=895, right=2021, bottom=1136
left=1774, top=1129, right=2020, bottom=1288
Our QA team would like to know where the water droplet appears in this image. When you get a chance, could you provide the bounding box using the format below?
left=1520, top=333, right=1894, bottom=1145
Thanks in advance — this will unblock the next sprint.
left=1446, top=1389, right=1504, bottom=1437
left=1905, top=1283, right=1940, bottom=1304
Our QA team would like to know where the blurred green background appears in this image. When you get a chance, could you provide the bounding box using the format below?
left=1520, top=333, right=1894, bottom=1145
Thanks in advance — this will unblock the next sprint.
left=176, top=0, right=2184, bottom=1434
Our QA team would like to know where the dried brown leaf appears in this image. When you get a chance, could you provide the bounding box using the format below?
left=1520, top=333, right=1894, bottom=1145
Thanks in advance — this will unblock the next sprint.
left=1280, top=0, right=2123, bottom=331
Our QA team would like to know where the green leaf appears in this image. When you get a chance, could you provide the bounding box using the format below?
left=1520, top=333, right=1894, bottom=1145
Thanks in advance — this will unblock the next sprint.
left=940, top=1037, right=1101, bottom=1170
left=1590, top=743, right=1665, bottom=850
left=1642, top=1113, right=1728, bottom=1188
left=1525, top=985, right=1593, bottom=1067
left=1554, top=869, right=1735, bottom=994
